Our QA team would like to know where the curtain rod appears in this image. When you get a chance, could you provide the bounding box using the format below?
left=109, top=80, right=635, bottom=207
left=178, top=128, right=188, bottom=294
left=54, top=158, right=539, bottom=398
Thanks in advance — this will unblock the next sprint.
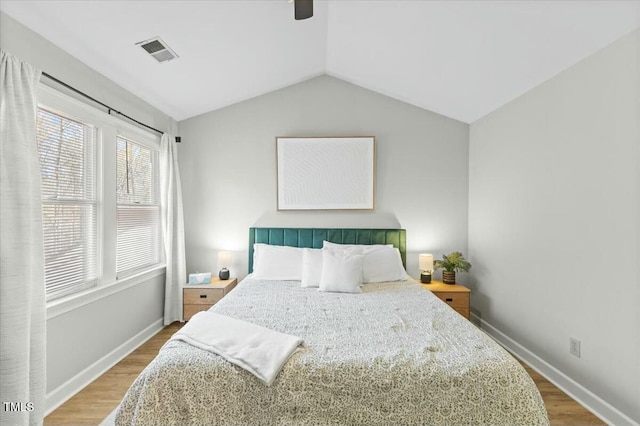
left=41, top=72, right=181, bottom=142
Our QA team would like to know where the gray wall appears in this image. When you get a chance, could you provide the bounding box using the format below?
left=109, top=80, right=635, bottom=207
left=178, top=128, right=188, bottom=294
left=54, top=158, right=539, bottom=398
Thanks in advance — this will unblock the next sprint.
left=1, top=12, right=175, bottom=401
left=468, top=29, right=639, bottom=423
left=46, top=276, right=165, bottom=392
left=178, top=75, right=470, bottom=281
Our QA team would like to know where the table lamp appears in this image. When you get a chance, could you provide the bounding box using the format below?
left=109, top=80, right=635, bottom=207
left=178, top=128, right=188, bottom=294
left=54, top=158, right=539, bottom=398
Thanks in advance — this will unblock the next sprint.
left=419, top=253, right=434, bottom=283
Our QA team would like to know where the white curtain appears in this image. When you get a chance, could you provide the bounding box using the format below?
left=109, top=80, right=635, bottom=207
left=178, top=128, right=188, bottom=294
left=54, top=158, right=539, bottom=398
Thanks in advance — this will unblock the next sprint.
left=160, top=133, right=186, bottom=324
left=0, top=50, right=46, bottom=425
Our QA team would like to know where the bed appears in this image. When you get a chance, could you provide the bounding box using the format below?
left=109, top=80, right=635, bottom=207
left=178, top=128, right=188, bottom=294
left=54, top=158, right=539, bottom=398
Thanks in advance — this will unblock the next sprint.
left=115, top=228, right=548, bottom=425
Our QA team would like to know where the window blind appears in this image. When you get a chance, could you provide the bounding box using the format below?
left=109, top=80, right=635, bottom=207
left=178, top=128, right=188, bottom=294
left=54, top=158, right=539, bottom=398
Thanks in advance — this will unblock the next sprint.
left=116, top=136, right=161, bottom=277
left=37, top=108, right=98, bottom=299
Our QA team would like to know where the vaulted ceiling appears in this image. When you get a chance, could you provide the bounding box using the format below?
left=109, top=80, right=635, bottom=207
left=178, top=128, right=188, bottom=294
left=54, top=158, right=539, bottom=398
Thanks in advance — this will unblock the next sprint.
left=2, top=1, right=639, bottom=123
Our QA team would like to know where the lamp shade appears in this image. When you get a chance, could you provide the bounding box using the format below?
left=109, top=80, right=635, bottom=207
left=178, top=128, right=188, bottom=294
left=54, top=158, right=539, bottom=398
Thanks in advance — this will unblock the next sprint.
left=218, top=251, right=232, bottom=268
left=419, top=254, right=434, bottom=272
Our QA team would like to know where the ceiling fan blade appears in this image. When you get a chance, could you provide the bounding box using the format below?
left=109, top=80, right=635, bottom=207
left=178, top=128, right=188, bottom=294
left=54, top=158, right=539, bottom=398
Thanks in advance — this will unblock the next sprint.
left=294, top=0, right=313, bottom=20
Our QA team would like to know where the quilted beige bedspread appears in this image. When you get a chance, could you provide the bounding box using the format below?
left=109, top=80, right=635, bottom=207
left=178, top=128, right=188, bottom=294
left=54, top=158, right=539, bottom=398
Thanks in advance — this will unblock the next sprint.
left=116, top=279, right=548, bottom=425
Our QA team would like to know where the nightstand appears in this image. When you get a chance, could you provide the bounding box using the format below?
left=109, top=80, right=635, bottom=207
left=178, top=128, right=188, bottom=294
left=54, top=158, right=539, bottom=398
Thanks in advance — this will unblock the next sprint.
left=183, top=277, right=237, bottom=321
left=422, top=280, right=470, bottom=320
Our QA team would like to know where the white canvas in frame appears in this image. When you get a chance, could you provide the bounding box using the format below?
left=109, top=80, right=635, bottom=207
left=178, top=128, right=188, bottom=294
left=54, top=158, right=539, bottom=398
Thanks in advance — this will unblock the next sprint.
left=276, top=137, right=375, bottom=210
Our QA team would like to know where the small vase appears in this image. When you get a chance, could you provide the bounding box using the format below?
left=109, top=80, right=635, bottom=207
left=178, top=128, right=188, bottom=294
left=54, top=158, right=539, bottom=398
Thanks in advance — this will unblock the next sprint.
left=442, top=271, right=456, bottom=284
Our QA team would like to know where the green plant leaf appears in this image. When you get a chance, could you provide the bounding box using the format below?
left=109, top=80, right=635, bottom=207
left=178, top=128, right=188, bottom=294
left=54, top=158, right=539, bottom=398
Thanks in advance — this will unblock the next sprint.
left=433, top=251, right=471, bottom=273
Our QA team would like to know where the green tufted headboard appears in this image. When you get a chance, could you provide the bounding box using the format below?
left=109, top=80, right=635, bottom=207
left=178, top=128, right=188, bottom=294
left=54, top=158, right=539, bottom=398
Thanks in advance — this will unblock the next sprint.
left=248, top=228, right=406, bottom=274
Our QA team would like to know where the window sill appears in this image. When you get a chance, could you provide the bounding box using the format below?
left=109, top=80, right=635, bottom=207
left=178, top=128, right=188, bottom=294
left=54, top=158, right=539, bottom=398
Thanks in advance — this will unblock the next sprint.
left=46, top=265, right=166, bottom=320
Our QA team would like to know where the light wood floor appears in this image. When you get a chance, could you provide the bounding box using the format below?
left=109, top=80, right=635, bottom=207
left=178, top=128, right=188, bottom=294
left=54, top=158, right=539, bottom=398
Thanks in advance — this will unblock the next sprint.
left=45, top=323, right=606, bottom=425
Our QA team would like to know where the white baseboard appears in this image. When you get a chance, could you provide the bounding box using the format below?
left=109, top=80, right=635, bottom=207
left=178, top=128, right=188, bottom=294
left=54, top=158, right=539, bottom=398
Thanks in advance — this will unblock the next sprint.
left=45, top=318, right=164, bottom=416
left=474, top=314, right=639, bottom=426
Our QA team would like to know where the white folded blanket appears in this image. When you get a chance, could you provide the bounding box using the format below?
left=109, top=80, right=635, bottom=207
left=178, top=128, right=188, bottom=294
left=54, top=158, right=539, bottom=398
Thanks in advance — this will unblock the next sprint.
left=166, top=311, right=303, bottom=385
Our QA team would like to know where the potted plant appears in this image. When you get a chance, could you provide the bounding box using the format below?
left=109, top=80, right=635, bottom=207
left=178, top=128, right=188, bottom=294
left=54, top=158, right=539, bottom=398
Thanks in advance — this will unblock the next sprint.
left=434, top=251, right=471, bottom=284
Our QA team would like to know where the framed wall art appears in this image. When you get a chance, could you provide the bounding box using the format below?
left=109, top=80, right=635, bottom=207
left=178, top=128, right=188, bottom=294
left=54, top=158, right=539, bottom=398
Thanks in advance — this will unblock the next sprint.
left=276, top=136, right=375, bottom=210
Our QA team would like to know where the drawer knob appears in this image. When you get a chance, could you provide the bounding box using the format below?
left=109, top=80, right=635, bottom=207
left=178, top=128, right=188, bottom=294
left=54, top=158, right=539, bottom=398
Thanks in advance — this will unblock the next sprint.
left=445, top=298, right=453, bottom=302
left=200, top=294, right=207, bottom=299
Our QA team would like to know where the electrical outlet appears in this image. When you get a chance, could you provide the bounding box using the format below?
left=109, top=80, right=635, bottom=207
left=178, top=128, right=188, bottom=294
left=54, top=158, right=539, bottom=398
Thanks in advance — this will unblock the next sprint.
left=570, top=337, right=581, bottom=358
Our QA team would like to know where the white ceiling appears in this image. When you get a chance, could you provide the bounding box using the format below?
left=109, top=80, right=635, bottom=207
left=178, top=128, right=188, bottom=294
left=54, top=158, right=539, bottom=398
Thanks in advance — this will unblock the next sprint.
left=2, top=1, right=639, bottom=123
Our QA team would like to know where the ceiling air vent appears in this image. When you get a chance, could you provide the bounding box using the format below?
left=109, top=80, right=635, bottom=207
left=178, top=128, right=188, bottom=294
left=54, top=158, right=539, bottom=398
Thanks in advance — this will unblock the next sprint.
left=136, top=37, right=178, bottom=63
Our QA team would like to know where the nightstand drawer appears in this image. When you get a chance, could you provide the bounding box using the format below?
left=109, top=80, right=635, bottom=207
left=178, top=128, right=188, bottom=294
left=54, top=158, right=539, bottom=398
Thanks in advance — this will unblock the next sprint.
left=184, top=288, right=224, bottom=305
left=455, top=308, right=470, bottom=319
left=183, top=304, right=212, bottom=320
left=182, top=277, right=237, bottom=321
left=422, top=281, right=471, bottom=320
left=434, top=292, right=469, bottom=308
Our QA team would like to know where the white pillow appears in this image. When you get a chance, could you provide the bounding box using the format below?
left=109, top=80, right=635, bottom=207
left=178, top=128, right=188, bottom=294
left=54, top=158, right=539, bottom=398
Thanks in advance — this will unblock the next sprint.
left=252, top=244, right=303, bottom=280
left=318, top=249, right=364, bottom=294
left=321, top=241, right=406, bottom=283
left=322, top=241, right=392, bottom=254
left=362, top=247, right=408, bottom=283
left=301, top=248, right=323, bottom=288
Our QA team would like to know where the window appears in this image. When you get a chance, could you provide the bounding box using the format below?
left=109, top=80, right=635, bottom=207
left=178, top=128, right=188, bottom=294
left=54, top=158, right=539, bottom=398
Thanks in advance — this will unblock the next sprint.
left=116, top=136, right=161, bottom=277
left=37, top=107, right=98, bottom=299
left=36, top=85, right=164, bottom=304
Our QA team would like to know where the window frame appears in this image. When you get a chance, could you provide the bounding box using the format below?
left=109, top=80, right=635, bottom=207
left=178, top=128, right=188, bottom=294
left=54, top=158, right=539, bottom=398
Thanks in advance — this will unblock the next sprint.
left=115, top=133, right=163, bottom=279
left=37, top=105, right=100, bottom=300
left=37, top=85, right=166, bottom=319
